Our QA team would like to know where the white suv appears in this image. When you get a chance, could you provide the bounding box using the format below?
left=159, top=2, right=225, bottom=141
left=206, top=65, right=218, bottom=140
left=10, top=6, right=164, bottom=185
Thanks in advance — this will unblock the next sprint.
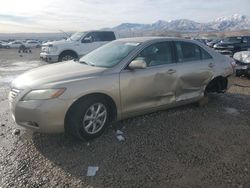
left=40, top=30, right=116, bottom=63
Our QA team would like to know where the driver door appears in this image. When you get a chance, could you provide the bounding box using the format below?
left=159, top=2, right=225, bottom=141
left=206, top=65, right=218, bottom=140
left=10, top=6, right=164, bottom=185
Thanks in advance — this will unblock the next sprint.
left=120, top=41, right=177, bottom=117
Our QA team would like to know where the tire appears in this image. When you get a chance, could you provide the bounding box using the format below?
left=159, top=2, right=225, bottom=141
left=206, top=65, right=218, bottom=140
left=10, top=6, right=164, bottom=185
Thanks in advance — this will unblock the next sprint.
left=59, top=51, right=77, bottom=62
left=65, top=96, right=111, bottom=140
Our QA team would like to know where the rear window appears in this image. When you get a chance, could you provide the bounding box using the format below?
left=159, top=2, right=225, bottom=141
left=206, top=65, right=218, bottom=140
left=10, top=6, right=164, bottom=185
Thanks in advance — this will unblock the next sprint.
left=96, top=32, right=116, bottom=41
left=176, top=42, right=201, bottom=62
left=175, top=41, right=212, bottom=62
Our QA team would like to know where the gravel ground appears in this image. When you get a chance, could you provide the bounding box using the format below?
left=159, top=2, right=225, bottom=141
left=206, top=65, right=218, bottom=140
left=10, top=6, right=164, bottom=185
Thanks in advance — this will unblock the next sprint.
left=0, top=49, right=250, bottom=188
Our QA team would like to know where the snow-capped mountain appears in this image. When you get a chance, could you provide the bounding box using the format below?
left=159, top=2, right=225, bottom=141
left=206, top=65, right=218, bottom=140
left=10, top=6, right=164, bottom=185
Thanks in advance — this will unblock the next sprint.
left=111, top=14, right=250, bottom=37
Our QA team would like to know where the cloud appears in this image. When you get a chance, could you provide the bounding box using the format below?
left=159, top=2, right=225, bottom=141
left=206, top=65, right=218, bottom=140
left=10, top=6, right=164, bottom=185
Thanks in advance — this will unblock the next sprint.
left=0, top=0, right=249, bottom=33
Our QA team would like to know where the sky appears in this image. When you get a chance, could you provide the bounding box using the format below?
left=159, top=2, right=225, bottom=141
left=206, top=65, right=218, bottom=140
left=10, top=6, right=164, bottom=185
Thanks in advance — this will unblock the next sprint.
left=0, top=0, right=249, bottom=33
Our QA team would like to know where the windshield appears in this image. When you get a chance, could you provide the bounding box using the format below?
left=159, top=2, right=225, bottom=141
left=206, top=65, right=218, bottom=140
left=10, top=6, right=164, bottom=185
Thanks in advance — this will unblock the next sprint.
left=68, top=32, right=87, bottom=41
left=222, top=37, right=242, bottom=43
left=79, top=41, right=140, bottom=68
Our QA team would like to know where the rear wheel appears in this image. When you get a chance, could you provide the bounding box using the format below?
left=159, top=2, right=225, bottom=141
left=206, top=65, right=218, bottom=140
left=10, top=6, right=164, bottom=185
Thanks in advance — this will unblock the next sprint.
left=65, top=96, right=111, bottom=140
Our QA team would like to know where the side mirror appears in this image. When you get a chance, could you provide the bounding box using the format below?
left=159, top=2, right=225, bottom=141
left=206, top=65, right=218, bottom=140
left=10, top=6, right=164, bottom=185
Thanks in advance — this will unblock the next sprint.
left=82, top=36, right=92, bottom=43
left=128, top=60, right=147, bottom=70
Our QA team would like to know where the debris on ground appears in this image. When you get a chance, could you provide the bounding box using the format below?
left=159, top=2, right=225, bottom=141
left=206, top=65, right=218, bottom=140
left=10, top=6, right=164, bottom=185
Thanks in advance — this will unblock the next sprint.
left=12, top=129, right=20, bottom=135
left=116, top=129, right=125, bottom=142
left=224, top=107, right=239, bottom=115
left=116, top=130, right=123, bottom=135
left=87, top=166, right=99, bottom=176
left=116, top=135, right=125, bottom=142
left=1, top=123, right=5, bottom=127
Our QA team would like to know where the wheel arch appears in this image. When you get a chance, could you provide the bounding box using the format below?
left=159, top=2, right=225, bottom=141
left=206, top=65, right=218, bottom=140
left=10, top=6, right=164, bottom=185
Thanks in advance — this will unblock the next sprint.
left=64, top=92, right=118, bottom=128
left=59, top=49, right=79, bottom=59
left=205, top=76, right=228, bottom=94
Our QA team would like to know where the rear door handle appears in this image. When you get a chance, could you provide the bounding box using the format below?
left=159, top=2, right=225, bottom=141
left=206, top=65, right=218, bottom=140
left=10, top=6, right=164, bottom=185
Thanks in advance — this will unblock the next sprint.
left=167, top=69, right=176, bottom=74
left=208, top=63, right=215, bottom=68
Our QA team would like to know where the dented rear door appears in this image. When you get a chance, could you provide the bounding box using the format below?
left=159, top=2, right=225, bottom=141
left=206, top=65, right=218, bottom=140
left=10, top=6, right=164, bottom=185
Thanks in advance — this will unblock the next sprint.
left=174, top=41, right=214, bottom=102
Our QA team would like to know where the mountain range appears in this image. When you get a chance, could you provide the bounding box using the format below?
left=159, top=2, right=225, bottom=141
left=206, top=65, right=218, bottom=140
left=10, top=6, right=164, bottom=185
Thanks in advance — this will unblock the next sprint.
left=110, top=14, right=250, bottom=37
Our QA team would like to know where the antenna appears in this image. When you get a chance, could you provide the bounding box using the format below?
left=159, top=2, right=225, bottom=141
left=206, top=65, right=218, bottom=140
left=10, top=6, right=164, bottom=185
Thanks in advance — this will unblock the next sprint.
left=59, top=30, right=71, bottom=40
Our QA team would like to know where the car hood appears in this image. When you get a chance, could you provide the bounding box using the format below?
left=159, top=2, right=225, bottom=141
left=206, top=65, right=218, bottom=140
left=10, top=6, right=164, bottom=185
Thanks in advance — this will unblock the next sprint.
left=43, top=39, right=76, bottom=46
left=11, top=61, right=106, bottom=89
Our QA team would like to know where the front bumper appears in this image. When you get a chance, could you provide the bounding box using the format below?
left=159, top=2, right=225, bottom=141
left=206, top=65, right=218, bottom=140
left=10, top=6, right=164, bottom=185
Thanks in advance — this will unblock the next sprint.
left=40, top=52, right=59, bottom=63
left=9, top=92, right=70, bottom=133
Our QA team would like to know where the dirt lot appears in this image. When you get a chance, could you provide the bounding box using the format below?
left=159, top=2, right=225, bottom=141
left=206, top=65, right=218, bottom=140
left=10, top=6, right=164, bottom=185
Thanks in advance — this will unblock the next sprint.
left=0, top=48, right=250, bottom=188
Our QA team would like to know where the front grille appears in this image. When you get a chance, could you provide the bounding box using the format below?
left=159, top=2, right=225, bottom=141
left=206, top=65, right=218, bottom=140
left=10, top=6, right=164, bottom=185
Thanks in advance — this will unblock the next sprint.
left=41, top=46, right=49, bottom=52
left=9, top=88, right=21, bottom=101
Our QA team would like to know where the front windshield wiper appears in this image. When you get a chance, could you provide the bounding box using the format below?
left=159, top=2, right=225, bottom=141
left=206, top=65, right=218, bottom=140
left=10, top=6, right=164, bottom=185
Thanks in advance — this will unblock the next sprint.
left=79, top=60, right=95, bottom=66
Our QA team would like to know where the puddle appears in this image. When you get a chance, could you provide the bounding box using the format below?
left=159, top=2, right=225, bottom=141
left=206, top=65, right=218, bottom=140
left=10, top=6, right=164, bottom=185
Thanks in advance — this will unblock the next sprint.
left=0, top=75, right=18, bottom=83
left=0, top=61, right=42, bottom=72
left=0, top=60, right=45, bottom=87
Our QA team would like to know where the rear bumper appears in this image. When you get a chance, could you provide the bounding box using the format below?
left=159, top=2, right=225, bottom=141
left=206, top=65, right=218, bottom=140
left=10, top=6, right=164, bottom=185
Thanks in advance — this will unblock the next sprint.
left=40, top=52, right=59, bottom=63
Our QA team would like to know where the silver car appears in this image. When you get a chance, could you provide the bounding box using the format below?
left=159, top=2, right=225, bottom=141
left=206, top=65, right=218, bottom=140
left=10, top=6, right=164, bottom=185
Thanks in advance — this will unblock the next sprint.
left=9, top=37, right=234, bottom=140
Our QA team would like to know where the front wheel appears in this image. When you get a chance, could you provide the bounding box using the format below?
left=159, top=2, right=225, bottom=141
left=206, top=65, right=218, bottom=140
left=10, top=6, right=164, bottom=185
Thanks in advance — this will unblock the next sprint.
left=65, top=97, right=111, bottom=140
left=59, top=52, right=77, bottom=62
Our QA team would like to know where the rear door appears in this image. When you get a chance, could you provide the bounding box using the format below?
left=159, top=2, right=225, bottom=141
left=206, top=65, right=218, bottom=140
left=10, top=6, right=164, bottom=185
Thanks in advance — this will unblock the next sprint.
left=174, top=41, right=214, bottom=101
left=120, top=41, right=178, bottom=117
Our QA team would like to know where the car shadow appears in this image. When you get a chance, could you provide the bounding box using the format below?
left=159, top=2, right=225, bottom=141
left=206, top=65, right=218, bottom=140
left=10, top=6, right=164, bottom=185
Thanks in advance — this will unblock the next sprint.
left=32, top=93, right=250, bottom=187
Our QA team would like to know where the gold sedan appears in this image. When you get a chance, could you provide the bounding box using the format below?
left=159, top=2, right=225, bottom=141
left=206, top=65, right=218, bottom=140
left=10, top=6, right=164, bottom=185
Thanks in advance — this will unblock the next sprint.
left=9, top=37, right=234, bottom=140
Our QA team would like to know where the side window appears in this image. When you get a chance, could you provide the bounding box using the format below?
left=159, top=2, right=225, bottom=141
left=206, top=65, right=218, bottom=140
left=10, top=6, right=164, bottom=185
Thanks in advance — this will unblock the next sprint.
left=200, top=47, right=212, bottom=60
left=84, top=32, right=100, bottom=42
left=176, top=42, right=201, bottom=62
left=134, top=42, right=173, bottom=67
left=97, top=32, right=115, bottom=41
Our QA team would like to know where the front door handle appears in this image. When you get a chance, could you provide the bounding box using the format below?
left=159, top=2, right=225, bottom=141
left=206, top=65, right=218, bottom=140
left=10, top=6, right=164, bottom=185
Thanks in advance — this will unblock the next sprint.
left=167, top=69, right=176, bottom=74
left=208, top=63, right=215, bottom=68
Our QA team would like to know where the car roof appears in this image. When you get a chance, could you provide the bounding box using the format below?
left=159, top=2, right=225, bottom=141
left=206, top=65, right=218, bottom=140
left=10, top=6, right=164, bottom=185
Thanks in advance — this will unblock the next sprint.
left=116, top=37, right=195, bottom=43
left=86, top=30, right=114, bottom=33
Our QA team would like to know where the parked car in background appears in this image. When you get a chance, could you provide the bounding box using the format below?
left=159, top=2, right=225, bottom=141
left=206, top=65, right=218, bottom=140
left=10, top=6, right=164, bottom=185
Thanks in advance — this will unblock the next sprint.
left=10, top=37, right=233, bottom=140
left=233, top=51, right=250, bottom=77
left=213, top=36, right=250, bottom=56
left=24, top=40, right=41, bottom=48
left=194, top=38, right=207, bottom=45
left=206, top=39, right=221, bottom=48
left=40, top=30, right=116, bottom=63
left=2, top=41, right=23, bottom=48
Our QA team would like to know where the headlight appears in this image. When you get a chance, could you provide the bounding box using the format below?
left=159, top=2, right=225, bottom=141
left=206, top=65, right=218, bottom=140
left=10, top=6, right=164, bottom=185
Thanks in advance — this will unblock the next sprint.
left=48, top=45, right=58, bottom=53
left=21, top=88, right=65, bottom=101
